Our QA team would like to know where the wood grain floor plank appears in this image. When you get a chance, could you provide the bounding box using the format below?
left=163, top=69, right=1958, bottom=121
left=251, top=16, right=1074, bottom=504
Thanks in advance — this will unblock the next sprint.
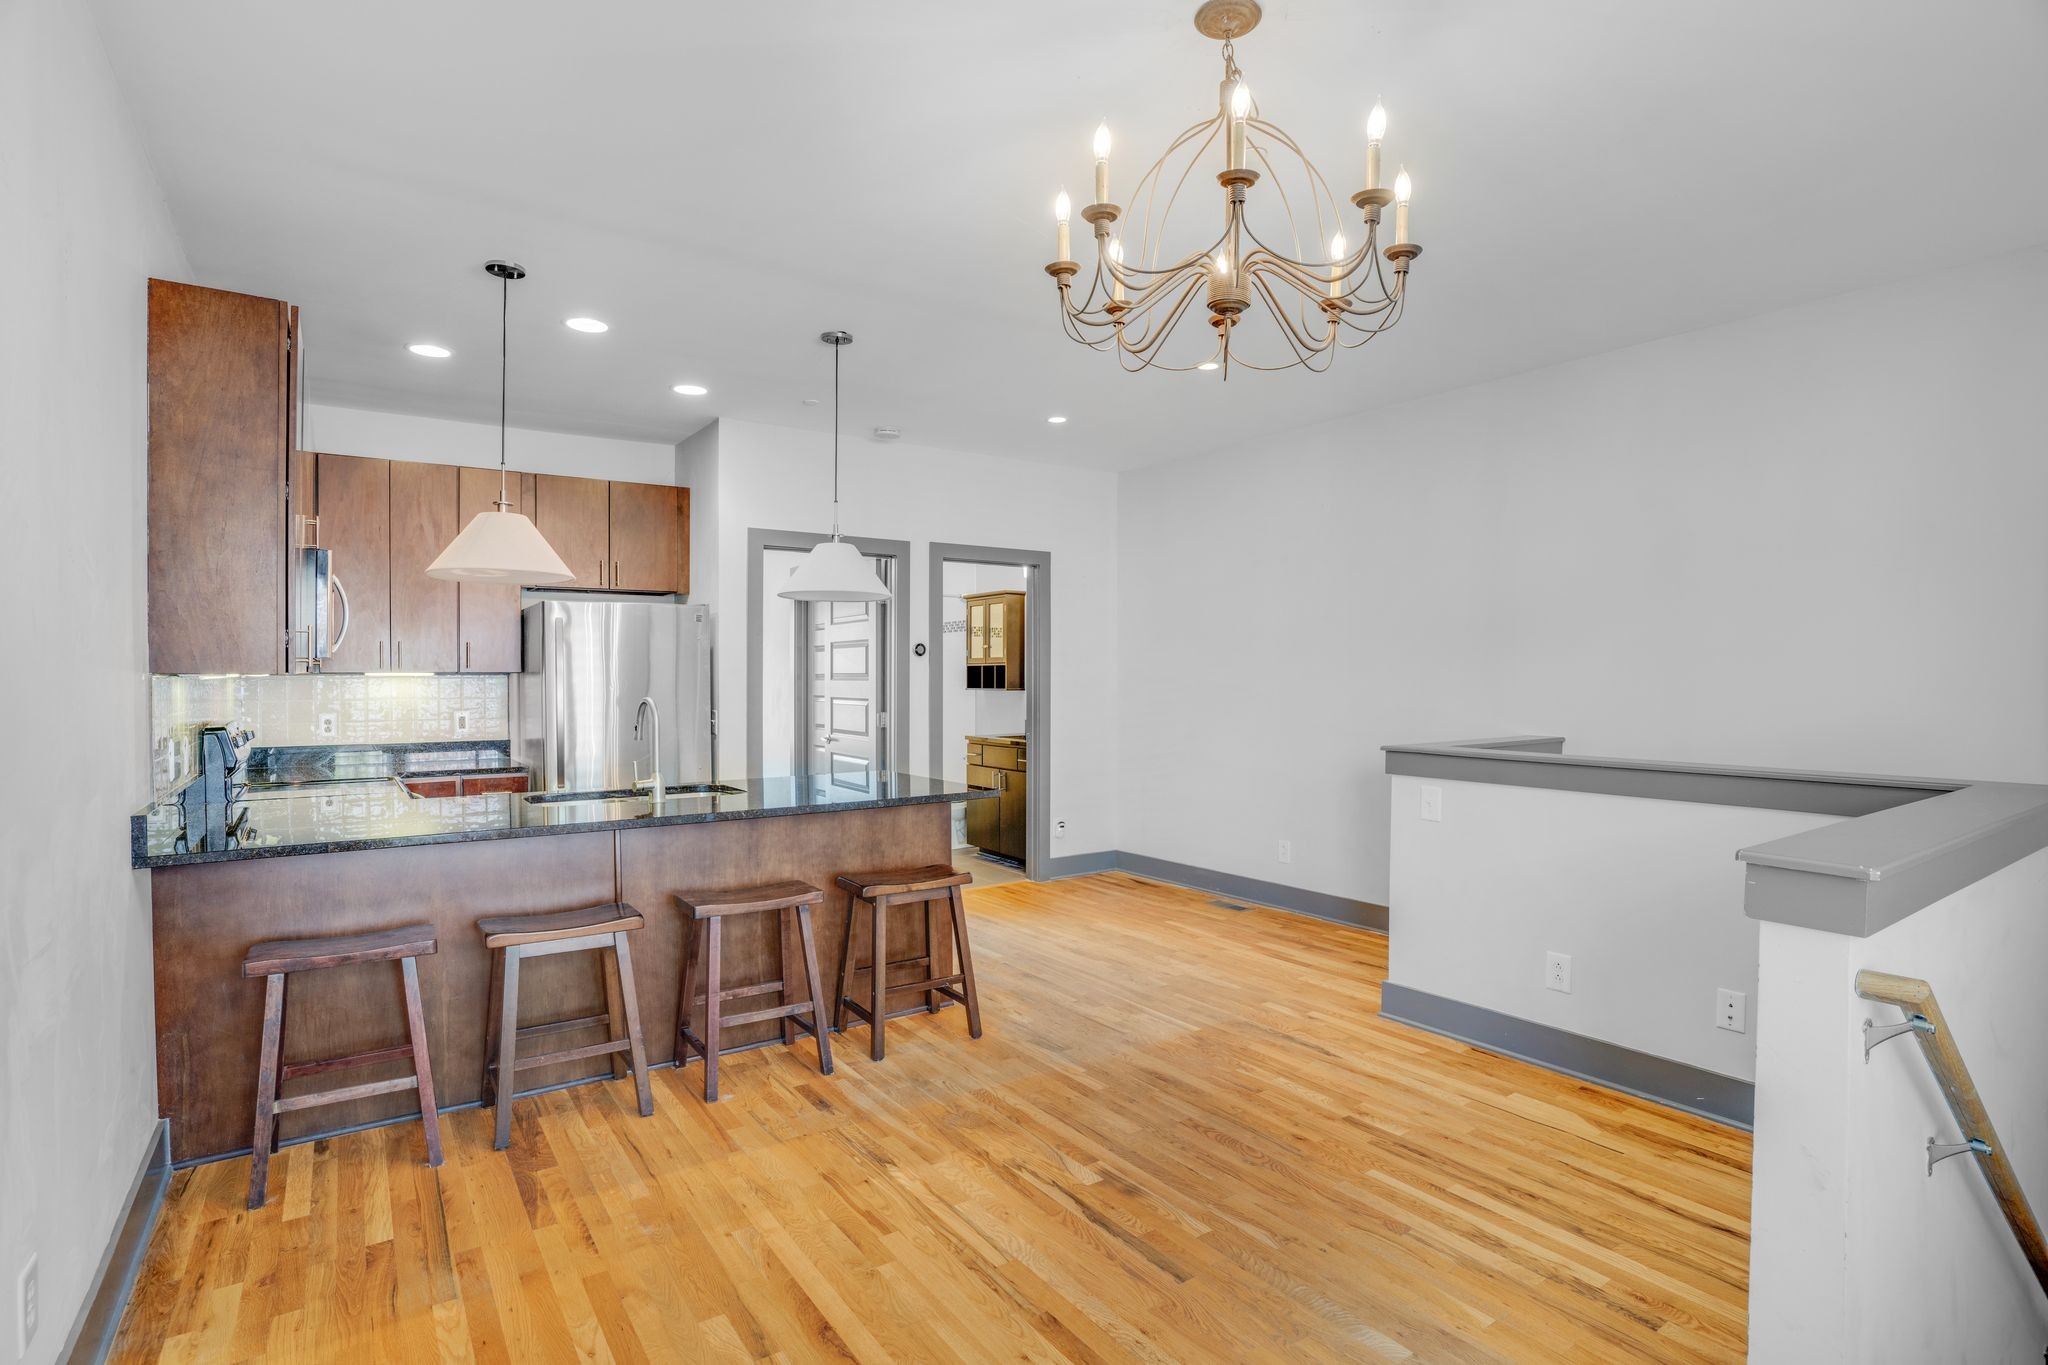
left=110, top=873, right=1750, bottom=1362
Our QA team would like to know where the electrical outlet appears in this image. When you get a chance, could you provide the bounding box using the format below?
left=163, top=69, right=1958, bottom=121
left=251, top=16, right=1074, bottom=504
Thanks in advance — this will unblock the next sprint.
left=452, top=710, right=472, bottom=736
left=316, top=712, right=338, bottom=739
left=1545, top=951, right=1572, bottom=993
left=1716, top=988, right=1747, bottom=1034
left=1054, top=820, right=1067, bottom=839
left=1420, top=785, right=1443, bottom=822
left=1277, top=839, right=1293, bottom=864
left=18, top=1253, right=38, bottom=1356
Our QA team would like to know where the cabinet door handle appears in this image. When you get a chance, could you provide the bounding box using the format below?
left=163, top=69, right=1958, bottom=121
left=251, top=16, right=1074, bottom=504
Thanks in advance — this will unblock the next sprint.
left=614, top=559, right=620, bottom=588
left=395, top=640, right=402, bottom=669
left=597, top=559, right=604, bottom=587
left=464, top=640, right=471, bottom=670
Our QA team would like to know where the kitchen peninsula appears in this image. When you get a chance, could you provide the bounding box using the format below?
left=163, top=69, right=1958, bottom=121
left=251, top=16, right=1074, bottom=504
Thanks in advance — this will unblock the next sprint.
left=134, top=775, right=989, bottom=1162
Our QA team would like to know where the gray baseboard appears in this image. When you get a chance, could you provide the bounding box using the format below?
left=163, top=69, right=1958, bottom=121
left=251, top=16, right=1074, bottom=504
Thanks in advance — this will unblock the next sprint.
left=61, top=1118, right=171, bottom=1364
left=1379, top=982, right=1754, bottom=1128
left=1040, top=850, right=1388, bottom=931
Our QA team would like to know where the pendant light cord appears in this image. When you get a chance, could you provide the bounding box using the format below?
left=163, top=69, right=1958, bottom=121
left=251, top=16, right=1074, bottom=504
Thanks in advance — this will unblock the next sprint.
left=831, top=339, right=842, bottom=540
left=497, top=272, right=510, bottom=510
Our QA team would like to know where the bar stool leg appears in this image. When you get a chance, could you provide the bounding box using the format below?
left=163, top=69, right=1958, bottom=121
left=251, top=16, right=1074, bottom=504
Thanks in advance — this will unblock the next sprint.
left=948, top=885, right=983, bottom=1040
left=248, top=972, right=286, bottom=1209
left=702, top=918, right=724, bottom=1101
left=778, top=906, right=799, bottom=1048
left=834, top=898, right=860, bottom=1034
left=870, top=896, right=889, bottom=1062
left=481, top=946, right=506, bottom=1107
left=601, top=943, right=631, bottom=1082
left=677, top=911, right=702, bottom=1065
left=610, top=932, right=655, bottom=1117
left=493, top=946, right=522, bottom=1151
left=796, top=903, right=834, bottom=1076
left=922, top=898, right=943, bottom=1015
left=399, top=955, right=444, bottom=1168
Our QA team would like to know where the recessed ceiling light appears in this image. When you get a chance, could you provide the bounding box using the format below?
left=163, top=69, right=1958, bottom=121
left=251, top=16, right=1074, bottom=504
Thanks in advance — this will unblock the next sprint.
left=1046, top=415, right=1068, bottom=424
left=408, top=343, right=452, bottom=358
left=672, top=383, right=708, bottom=396
left=564, top=317, right=608, bottom=333
left=1197, top=361, right=1219, bottom=371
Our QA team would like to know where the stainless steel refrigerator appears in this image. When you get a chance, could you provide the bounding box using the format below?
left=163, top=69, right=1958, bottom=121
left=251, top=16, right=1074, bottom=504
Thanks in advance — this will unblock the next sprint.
left=518, top=600, right=713, bottom=794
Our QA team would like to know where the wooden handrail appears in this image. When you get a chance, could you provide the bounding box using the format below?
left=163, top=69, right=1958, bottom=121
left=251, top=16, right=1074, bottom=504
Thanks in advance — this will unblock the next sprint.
left=1857, top=969, right=2048, bottom=1298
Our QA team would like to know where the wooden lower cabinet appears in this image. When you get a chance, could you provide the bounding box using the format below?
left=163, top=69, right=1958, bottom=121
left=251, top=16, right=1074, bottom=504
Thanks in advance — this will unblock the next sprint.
left=456, top=466, right=533, bottom=672
left=964, top=736, right=1027, bottom=862
left=388, top=460, right=460, bottom=673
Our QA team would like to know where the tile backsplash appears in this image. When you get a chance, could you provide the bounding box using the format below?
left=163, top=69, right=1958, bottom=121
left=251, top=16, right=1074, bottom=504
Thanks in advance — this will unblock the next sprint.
left=152, top=673, right=510, bottom=795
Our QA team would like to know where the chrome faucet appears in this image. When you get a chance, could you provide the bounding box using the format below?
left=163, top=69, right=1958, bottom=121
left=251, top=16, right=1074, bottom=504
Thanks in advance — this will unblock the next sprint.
left=632, top=696, right=664, bottom=802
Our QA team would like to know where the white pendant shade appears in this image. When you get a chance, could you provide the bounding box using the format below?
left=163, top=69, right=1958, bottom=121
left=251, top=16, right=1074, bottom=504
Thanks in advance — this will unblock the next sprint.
left=779, top=537, right=890, bottom=602
left=425, top=508, right=576, bottom=584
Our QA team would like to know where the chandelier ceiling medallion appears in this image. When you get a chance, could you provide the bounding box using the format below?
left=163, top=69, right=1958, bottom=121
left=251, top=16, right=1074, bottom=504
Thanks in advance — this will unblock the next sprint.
left=1045, top=0, right=1423, bottom=376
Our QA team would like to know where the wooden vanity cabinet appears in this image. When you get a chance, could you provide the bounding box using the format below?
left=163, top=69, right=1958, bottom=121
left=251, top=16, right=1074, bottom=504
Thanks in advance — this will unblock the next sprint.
left=964, top=735, right=1027, bottom=862
left=533, top=474, right=611, bottom=590
left=147, top=280, right=291, bottom=675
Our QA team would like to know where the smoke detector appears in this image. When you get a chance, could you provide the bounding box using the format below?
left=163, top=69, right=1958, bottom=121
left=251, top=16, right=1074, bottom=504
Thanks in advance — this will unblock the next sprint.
left=871, top=426, right=902, bottom=441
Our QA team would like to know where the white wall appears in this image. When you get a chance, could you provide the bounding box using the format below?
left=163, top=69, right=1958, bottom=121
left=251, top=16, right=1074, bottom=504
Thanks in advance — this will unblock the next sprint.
left=1118, top=246, right=2048, bottom=906
left=0, top=1, right=189, bottom=1359
left=1387, top=776, right=1837, bottom=1079
left=1749, top=849, right=2048, bottom=1364
left=306, top=401, right=679, bottom=485
left=694, top=419, right=1119, bottom=856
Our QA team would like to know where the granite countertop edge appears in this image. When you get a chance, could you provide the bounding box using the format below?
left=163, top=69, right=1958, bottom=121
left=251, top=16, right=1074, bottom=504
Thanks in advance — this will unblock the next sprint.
left=133, top=785, right=990, bottom=869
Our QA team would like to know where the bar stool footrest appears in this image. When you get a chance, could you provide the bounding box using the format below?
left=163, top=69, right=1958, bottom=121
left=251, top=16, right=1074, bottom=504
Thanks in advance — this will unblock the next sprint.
left=280, top=1042, right=417, bottom=1082
left=509, top=1037, right=633, bottom=1072
left=273, top=1073, right=419, bottom=1114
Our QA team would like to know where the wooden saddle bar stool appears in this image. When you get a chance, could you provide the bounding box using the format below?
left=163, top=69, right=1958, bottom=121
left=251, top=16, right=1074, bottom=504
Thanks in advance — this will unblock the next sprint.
left=242, top=923, right=442, bottom=1210
left=834, top=865, right=982, bottom=1062
left=675, top=880, right=834, bottom=1102
left=478, top=902, right=654, bottom=1150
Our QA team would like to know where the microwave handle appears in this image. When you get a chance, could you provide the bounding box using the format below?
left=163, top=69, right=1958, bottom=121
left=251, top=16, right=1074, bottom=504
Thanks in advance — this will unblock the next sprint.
left=328, top=571, right=351, bottom=654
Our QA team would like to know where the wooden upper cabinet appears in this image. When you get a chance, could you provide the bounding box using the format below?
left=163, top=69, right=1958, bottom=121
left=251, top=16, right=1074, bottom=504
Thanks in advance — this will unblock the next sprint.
left=609, top=482, right=683, bottom=593
left=314, top=453, right=390, bottom=672
left=388, top=460, right=460, bottom=673
left=533, top=474, right=610, bottom=589
left=457, top=467, right=533, bottom=672
left=147, top=280, right=289, bottom=674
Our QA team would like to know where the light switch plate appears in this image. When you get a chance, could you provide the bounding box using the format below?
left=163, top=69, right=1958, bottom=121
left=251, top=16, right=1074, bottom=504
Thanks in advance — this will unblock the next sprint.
left=1420, top=785, right=1443, bottom=821
left=1277, top=839, right=1292, bottom=863
left=452, top=711, right=472, bottom=736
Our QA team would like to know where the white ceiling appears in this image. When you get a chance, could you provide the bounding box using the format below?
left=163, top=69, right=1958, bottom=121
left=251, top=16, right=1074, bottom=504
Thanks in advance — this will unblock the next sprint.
left=93, top=0, right=2048, bottom=472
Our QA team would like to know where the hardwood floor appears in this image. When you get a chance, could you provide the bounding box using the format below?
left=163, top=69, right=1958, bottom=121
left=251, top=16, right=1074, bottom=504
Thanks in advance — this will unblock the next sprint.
left=111, top=873, right=1751, bottom=1363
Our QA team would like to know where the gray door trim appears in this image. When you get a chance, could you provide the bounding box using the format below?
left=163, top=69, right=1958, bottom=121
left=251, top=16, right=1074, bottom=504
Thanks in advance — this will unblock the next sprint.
left=928, top=542, right=1052, bottom=882
left=747, top=528, right=912, bottom=784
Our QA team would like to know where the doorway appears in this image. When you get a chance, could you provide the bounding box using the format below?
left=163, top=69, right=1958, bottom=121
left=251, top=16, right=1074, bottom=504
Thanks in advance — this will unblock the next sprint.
left=927, top=543, right=1051, bottom=882
left=748, top=529, right=911, bottom=785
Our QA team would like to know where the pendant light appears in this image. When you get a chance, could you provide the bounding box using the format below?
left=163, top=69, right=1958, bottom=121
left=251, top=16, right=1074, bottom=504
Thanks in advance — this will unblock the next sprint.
left=426, top=261, right=576, bottom=585
left=779, top=330, right=891, bottom=602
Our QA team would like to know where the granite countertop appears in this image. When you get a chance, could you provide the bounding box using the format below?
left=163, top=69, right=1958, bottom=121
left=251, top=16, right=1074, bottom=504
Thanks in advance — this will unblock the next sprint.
left=134, top=772, right=990, bottom=868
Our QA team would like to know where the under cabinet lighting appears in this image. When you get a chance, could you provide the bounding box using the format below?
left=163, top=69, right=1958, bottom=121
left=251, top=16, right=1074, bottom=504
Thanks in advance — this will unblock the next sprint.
left=1046, top=415, right=1068, bottom=424
left=408, top=343, right=452, bottom=358
left=672, top=383, right=708, bottom=396
left=564, top=317, right=609, bottom=333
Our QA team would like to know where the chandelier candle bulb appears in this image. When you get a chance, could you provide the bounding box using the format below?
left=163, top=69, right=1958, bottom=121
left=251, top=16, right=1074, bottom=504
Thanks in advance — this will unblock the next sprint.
left=1055, top=188, right=1072, bottom=261
left=1365, top=100, right=1387, bottom=189
left=1227, top=81, right=1250, bottom=170
left=1393, top=167, right=1412, bottom=245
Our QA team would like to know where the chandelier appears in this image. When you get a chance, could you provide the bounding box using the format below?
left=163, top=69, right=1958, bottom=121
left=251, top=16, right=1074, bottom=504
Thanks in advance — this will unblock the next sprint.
left=1044, top=0, right=1423, bottom=376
